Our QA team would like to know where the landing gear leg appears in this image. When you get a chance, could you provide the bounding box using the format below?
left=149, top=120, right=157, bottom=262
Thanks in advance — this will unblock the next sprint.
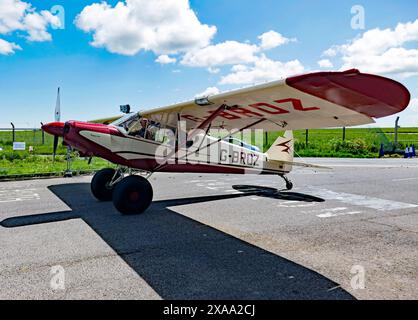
left=280, top=175, right=293, bottom=191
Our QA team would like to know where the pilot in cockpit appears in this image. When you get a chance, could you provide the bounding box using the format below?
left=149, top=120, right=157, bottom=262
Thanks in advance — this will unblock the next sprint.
left=137, top=118, right=151, bottom=139
left=130, top=118, right=158, bottom=140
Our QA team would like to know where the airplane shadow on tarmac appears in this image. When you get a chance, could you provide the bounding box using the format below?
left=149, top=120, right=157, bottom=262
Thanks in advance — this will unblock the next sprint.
left=1, top=182, right=354, bottom=300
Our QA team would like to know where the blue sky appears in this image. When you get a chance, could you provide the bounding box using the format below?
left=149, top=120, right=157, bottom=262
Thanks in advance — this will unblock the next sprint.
left=0, top=0, right=418, bottom=128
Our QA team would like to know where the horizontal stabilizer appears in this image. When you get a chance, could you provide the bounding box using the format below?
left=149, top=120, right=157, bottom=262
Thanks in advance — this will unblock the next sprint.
left=268, top=159, right=332, bottom=170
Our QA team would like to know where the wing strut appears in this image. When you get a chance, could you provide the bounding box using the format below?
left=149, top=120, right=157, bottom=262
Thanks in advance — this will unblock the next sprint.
left=194, top=117, right=266, bottom=155
left=152, top=104, right=230, bottom=172
left=160, top=117, right=266, bottom=170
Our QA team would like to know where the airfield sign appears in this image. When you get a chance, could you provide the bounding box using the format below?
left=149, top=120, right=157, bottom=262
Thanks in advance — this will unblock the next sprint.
left=13, top=142, right=26, bottom=151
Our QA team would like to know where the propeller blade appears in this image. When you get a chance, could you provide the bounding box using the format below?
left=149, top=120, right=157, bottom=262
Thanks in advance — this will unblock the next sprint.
left=55, top=87, right=61, bottom=122
left=53, top=135, right=59, bottom=161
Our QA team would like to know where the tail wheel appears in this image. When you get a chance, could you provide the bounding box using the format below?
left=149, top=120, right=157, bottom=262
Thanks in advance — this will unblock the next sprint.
left=112, top=175, right=153, bottom=215
left=91, top=168, right=121, bottom=201
left=286, top=181, right=293, bottom=191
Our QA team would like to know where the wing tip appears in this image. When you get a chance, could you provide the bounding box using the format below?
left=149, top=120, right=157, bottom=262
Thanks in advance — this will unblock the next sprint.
left=286, top=69, right=411, bottom=119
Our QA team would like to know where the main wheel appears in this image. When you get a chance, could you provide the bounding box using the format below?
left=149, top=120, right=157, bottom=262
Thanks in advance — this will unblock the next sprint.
left=112, top=175, right=153, bottom=215
left=91, top=168, right=121, bottom=201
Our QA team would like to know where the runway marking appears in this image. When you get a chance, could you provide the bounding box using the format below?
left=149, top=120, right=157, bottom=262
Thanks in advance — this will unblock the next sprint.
left=292, top=170, right=327, bottom=175
left=306, top=207, right=363, bottom=218
left=0, top=189, right=40, bottom=203
left=318, top=211, right=362, bottom=218
left=392, top=177, right=418, bottom=182
left=309, top=188, right=418, bottom=211
left=320, top=164, right=418, bottom=168
left=186, top=179, right=218, bottom=184
left=277, top=201, right=318, bottom=209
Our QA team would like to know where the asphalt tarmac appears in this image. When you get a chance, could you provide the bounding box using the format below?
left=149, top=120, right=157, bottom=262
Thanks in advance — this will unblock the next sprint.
left=1, top=158, right=418, bottom=300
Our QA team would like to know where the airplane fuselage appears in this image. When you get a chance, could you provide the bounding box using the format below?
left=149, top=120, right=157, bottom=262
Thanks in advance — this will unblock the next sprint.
left=46, top=120, right=290, bottom=175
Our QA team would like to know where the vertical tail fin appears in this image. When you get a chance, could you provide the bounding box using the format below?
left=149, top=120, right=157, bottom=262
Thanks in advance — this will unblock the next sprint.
left=266, top=130, right=294, bottom=162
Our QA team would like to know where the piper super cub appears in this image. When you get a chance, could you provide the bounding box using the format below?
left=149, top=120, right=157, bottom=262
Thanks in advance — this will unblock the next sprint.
left=42, top=69, right=411, bottom=215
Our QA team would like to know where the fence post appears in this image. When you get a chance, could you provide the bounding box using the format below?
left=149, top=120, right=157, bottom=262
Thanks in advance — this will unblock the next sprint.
left=264, top=131, right=268, bottom=151
left=305, top=129, right=309, bottom=148
left=10, top=122, right=15, bottom=143
left=40, top=122, right=45, bottom=144
left=343, top=127, right=346, bottom=141
left=394, top=117, right=400, bottom=148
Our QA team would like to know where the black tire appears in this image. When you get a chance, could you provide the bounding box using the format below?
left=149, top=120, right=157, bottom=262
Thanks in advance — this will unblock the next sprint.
left=91, top=168, right=120, bottom=201
left=286, top=181, right=293, bottom=191
left=112, top=176, right=153, bottom=215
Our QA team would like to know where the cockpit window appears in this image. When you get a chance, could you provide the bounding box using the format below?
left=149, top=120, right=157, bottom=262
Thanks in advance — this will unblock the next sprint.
left=111, top=113, right=162, bottom=141
left=111, top=112, right=176, bottom=144
left=110, top=113, right=140, bottom=130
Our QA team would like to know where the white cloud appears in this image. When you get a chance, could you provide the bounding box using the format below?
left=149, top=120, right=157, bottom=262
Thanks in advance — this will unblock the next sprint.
left=323, top=47, right=338, bottom=57
left=75, top=0, right=217, bottom=56
left=318, top=59, right=333, bottom=68
left=23, top=10, right=60, bottom=41
left=0, top=0, right=60, bottom=47
left=258, top=30, right=295, bottom=50
left=195, top=86, right=220, bottom=98
left=181, top=30, right=295, bottom=69
left=409, top=98, right=418, bottom=112
left=181, top=40, right=259, bottom=67
left=155, top=54, right=176, bottom=64
left=0, top=38, right=21, bottom=55
left=0, top=0, right=28, bottom=34
left=220, top=55, right=305, bottom=85
left=323, top=19, right=418, bottom=78
left=207, top=67, right=220, bottom=74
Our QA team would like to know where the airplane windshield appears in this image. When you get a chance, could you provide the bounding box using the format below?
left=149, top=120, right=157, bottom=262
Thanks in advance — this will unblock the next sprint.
left=110, top=113, right=140, bottom=129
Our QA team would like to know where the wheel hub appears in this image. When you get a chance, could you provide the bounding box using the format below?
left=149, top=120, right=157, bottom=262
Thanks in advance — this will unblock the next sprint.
left=129, top=191, right=140, bottom=202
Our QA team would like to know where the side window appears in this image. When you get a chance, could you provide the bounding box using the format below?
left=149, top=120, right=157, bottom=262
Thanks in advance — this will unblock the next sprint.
left=155, top=126, right=176, bottom=145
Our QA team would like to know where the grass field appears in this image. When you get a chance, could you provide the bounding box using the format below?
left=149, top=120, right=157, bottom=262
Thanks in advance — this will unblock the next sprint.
left=0, top=130, right=67, bottom=155
left=1, top=127, right=418, bottom=176
left=0, top=156, right=114, bottom=176
left=235, top=127, right=418, bottom=157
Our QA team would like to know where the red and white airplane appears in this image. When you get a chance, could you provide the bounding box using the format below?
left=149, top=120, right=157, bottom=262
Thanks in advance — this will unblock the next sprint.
left=42, top=69, right=410, bottom=215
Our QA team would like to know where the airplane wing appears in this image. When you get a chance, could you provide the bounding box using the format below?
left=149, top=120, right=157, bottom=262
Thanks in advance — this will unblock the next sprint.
left=140, top=69, right=410, bottom=132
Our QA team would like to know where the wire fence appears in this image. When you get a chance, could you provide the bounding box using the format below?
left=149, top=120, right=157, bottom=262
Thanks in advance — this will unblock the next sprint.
left=1, top=126, right=418, bottom=155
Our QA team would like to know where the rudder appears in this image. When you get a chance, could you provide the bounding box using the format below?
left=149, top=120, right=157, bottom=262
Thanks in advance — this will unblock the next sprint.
left=266, top=131, right=294, bottom=162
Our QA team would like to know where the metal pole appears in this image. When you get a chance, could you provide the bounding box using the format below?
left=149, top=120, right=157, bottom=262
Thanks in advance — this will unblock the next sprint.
left=40, top=122, right=45, bottom=145
left=264, top=131, right=268, bottom=151
left=10, top=122, right=15, bottom=143
left=305, top=129, right=309, bottom=147
left=394, top=117, right=400, bottom=148
left=343, top=127, right=346, bottom=141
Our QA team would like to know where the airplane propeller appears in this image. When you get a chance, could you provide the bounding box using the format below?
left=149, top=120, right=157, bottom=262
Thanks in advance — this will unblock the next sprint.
left=53, top=87, right=61, bottom=161
left=41, top=87, right=65, bottom=161
left=53, top=135, right=59, bottom=161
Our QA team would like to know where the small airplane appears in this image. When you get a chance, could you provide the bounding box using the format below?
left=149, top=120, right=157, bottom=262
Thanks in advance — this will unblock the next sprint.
left=42, top=69, right=411, bottom=215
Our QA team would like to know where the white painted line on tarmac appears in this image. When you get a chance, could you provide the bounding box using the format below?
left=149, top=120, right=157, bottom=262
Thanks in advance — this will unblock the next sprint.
left=0, top=188, right=40, bottom=203
left=317, top=211, right=362, bottom=218
left=392, top=177, right=418, bottom=182
left=309, top=188, right=418, bottom=211
left=301, top=207, right=362, bottom=218
left=322, top=164, right=418, bottom=168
